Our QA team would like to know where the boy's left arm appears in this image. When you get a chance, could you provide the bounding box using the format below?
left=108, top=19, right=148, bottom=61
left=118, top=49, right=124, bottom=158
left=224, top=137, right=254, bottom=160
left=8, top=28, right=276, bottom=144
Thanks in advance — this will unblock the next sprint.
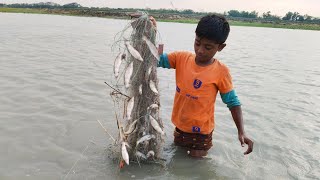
left=229, top=105, right=254, bottom=155
left=220, top=91, right=254, bottom=155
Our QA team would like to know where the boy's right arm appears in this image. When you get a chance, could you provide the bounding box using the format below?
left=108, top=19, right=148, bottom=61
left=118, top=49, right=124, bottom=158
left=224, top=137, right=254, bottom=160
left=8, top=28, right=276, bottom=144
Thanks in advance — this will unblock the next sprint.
left=158, top=53, right=171, bottom=69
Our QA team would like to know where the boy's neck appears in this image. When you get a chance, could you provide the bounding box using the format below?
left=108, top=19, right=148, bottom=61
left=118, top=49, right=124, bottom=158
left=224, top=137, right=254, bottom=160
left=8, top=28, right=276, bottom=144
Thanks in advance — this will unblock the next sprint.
left=195, top=58, right=215, bottom=67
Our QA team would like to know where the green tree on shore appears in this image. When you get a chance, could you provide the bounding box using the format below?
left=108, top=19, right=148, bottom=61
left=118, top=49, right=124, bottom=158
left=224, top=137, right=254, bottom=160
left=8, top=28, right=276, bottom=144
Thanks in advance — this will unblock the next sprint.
left=227, top=10, right=258, bottom=18
left=262, top=11, right=281, bottom=21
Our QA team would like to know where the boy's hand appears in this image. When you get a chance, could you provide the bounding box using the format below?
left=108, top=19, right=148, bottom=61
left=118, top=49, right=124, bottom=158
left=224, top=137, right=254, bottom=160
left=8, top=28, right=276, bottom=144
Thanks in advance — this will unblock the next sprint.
left=239, top=134, right=253, bottom=155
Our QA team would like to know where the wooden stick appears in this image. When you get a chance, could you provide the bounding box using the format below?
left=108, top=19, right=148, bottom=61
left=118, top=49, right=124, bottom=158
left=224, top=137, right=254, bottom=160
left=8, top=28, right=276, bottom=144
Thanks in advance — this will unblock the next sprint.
left=97, top=120, right=116, bottom=142
left=104, top=82, right=130, bottom=98
left=158, top=44, right=164, bottom=55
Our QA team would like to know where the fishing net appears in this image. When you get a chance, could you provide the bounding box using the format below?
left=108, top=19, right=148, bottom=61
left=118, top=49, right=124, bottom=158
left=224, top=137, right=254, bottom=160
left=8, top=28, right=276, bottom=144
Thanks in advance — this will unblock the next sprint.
left=107, top=12, right=164, bottom=166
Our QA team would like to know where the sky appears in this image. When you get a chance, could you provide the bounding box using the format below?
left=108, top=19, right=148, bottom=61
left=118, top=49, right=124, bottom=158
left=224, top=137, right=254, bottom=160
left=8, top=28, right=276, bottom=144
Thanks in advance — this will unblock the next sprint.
left=1, top=0, right=320, bottom=17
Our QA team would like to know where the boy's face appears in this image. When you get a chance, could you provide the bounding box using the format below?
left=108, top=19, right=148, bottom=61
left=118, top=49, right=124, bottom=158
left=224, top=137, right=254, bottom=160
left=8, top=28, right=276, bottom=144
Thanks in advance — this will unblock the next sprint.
left=194, top=35, right=226, bottom=64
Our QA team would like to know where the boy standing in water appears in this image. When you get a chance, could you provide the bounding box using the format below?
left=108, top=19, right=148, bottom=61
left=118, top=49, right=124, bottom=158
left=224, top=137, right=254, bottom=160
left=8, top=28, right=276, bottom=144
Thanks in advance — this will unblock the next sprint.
left=152, top=14, right=253, bottom=157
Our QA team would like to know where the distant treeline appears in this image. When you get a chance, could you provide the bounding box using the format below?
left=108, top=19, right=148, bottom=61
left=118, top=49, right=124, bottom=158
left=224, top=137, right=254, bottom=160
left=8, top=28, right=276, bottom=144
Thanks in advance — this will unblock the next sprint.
left=1, top=2, right=320, bottom=24
left=226, top=10, right=318, bottom=23
left=0, top=2, right=81, bottom=9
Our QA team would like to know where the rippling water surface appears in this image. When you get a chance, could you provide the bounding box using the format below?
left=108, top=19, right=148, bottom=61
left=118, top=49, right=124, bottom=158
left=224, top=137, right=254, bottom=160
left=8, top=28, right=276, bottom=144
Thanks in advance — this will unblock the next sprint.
left=0, top=13, right=319, bottom=180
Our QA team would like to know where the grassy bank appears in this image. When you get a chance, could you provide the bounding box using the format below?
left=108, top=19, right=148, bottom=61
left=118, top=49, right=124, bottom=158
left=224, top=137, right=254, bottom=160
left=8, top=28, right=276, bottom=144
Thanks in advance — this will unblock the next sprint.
left=0, top=7, right=48, bottom=14
left=1, top=7, right=319, bottom=31
left=229, top=20, right=320, bottom=30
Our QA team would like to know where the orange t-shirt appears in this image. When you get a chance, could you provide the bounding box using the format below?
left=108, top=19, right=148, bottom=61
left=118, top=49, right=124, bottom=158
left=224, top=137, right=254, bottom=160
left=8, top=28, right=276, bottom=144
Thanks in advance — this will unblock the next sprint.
left=168, top=51, right=233, bottom=134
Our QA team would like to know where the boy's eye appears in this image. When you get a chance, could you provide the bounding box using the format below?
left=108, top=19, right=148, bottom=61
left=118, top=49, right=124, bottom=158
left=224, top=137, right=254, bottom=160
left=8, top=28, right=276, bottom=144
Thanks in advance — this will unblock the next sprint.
left=205, top=46, right=213, bottom=50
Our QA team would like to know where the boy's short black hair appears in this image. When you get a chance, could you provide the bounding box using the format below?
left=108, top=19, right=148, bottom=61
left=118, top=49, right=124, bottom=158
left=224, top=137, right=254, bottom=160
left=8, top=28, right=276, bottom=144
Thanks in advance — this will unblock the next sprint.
left=195, top=14, right=230, bottom=44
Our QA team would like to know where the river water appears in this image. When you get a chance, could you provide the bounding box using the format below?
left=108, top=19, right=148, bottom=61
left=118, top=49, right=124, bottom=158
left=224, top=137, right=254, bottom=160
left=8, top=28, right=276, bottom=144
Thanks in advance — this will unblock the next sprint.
left=0, top=13, right=319, bottom=180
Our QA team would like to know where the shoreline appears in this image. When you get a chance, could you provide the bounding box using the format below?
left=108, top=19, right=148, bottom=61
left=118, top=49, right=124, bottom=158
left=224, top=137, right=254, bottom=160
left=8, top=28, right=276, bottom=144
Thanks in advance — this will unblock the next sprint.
left=1, top=7, right=320, bottom=31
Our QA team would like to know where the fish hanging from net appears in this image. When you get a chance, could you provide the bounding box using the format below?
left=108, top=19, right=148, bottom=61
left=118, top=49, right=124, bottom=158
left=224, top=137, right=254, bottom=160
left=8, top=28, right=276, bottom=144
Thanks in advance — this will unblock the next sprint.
left=106, top=12, right=165, bottom=167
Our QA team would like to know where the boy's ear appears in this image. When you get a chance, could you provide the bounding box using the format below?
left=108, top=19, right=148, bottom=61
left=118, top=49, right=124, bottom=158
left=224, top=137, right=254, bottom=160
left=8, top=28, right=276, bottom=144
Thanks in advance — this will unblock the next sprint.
left=218, top=43, right=226, bottom=52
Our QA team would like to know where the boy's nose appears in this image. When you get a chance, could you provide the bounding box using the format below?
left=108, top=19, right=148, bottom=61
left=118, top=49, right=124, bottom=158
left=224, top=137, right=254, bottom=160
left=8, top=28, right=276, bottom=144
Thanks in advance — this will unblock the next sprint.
left=197, top=47, right=205, bottom=55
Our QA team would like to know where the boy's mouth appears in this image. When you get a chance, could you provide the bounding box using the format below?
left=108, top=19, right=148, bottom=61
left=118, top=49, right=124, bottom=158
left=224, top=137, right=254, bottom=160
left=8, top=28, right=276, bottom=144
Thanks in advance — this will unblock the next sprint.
left=196, top=55, right=205, bottom=61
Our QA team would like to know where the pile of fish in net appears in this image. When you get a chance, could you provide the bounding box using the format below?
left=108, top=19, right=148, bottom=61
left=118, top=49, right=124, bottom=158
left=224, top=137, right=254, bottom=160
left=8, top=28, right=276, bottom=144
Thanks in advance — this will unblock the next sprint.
left=106, top=13, right=165, bottom=167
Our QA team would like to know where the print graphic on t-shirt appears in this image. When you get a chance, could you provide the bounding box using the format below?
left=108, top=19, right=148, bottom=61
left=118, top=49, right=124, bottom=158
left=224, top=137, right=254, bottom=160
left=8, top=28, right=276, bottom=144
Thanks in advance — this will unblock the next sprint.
left=193, top=79, right=202, bottom=89
left=176, top=86, right=180, bottom=93
left=192, top=126, right=201, bottom=133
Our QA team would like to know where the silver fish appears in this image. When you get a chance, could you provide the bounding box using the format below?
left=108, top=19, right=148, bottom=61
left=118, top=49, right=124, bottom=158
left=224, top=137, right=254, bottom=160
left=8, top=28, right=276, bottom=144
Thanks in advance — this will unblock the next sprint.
left=124, top=61, right=133, bottom=88
left=150, top=115, right=165, bottom=136
left=136, top=134, right=155, bottom=146
left=125, top=41, right=143, bottom=61
left=147, top=104, right=159, bottom=110
left=139, top=84, right=142, bottom=95
left=145, top=66, right=153, bottom=82
left=142, top=35, right=159, bottom=61
left=146, top=150, right=155, bottom=158
left=126, top=97, right=134, bottom=120
left=121, top=142, right=130, bottom=165
left=114, top=53, right=124, bottom=78
left=135, top=151, right=147, bottom=160
left=149, top=80, right=158, bottom=94
left=124, top=119, right=138, bottom=135
left=147, top=66, right=152, bottom=76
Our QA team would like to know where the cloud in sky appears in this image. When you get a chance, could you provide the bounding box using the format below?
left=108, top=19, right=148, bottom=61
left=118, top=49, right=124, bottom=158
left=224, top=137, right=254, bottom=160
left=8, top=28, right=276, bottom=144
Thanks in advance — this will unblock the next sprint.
left=1, top=0, right=320, bottom=17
